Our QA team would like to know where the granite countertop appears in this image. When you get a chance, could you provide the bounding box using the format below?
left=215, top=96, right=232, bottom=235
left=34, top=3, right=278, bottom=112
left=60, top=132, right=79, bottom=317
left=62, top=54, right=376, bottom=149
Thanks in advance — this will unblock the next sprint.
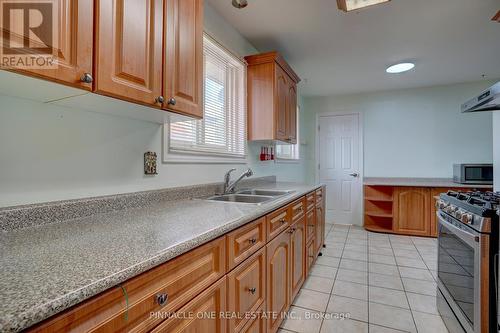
left=0, top=182, right=322, bottom=332
left=363, top=177, right=493, bottom=189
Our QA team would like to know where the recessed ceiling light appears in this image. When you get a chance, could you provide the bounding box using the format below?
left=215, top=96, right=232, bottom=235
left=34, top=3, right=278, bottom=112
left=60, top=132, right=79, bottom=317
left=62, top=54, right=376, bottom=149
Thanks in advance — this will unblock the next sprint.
left=337, top=0, right=390, bottom=12
left=386, top=63, right=415, bottom=74
left=232, top=0, right=248, bottom=9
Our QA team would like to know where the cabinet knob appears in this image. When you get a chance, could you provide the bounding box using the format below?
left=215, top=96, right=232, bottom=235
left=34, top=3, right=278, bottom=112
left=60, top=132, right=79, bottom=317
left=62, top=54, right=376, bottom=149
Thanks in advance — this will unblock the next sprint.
left=279, top=218, right=286, bottom=224
left=248, top=237, right=257, bottom=244
left=156, top=293, right=168, bottom=307
left=248, top=287, right=257, bottom=294
left=168, top=98, right=176, bottom=105
left=156, top=96, right=165, bottom=104
left=80, top=73, right=93, bottom=83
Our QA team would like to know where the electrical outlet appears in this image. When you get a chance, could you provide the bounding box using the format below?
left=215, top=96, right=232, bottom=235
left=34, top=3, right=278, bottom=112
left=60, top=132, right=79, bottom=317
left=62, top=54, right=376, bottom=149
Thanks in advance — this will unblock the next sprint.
left=144, top=151, right=158, bottom=175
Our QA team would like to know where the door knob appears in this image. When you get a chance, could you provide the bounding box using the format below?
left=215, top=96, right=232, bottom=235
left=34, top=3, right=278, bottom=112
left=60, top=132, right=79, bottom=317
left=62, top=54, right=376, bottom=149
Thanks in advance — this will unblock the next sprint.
left=349, top=173, right=359, bottom=178
left=155, top=96, right=165, bottom=104
left=168, top=98, right=176, bottom=105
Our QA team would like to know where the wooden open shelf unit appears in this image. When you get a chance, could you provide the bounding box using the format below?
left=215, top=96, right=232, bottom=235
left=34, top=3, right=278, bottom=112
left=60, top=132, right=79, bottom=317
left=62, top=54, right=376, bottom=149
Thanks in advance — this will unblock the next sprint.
left=364, top=185, right=395, bottom=233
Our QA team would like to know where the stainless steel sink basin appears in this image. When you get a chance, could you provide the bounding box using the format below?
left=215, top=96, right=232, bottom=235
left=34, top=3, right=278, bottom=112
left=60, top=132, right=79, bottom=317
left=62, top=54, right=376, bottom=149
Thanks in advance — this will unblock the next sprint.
left=236, top=189, right=294, bottom=197
left=206, top=194, right=275, bottom=204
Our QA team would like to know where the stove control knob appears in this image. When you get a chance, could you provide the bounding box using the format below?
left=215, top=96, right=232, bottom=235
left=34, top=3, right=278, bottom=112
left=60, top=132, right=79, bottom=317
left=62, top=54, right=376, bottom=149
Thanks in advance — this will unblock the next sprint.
left=461, top=213, right=473, bottom=224
left=454, top=209, right=464, bottom=220
left=445, top=205, right=456, bottom=214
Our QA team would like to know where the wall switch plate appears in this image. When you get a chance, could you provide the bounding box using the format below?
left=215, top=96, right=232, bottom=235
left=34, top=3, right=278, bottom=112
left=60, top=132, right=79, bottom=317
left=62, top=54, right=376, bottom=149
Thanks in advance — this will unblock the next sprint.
left=144, top=151, right=158, bottom=175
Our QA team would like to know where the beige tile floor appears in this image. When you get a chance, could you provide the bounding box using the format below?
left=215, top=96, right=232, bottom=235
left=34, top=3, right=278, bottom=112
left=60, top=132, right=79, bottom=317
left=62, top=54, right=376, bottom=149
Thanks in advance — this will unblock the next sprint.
left=279, top=223, right=449, bottom=333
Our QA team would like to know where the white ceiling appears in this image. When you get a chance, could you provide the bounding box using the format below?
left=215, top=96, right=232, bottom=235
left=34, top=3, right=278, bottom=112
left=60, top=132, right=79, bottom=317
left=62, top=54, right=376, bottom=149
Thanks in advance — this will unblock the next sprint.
left=206, top=0, right=500, bottom=96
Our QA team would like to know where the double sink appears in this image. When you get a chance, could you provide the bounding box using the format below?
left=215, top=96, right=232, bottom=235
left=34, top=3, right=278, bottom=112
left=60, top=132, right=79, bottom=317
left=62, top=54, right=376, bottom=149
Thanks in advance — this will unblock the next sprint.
left=206, top=189, right=295, bottom=205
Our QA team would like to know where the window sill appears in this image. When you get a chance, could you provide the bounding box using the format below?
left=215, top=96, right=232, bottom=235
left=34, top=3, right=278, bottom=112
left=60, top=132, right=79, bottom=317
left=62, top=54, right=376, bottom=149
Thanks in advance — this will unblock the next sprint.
left=275, top=158, right=301, bottom=164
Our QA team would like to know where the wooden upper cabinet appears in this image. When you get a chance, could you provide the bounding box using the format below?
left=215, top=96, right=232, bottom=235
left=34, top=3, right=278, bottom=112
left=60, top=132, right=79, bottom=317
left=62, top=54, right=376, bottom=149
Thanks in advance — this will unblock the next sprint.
left=287, top=82, right=298, bottom=144
left=266, top=230, right=291, bottom=333
left=394, top=187, right=431, bottom=236
left=11, top=0, right=93, bottom=90
left=245, top=51, right=300, bottom=144
left=275, top=65, right=289, bottom=142
left=95, top=0, right=164, bottom=107
left=163, top=0, right=204, bottom=118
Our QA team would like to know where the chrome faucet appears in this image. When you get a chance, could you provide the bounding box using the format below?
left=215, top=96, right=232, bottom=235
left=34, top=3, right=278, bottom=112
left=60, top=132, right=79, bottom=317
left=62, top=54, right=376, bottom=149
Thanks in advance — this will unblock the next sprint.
left=223, top=168, right=253, bottom=194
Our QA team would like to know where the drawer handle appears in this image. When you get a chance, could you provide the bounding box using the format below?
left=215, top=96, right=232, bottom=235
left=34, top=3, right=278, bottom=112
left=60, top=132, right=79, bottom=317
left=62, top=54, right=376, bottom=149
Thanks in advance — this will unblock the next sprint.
left=156, top=293, right=169, bottom=307
left=248, top=237, right=257, bottom=244
left=288, top=227, right=296, bottom=234
left=279, top=218, right=286, bottom=224
left=248, top=287, right=257, bottom=294
left=296, top=207, right=303, bottom=212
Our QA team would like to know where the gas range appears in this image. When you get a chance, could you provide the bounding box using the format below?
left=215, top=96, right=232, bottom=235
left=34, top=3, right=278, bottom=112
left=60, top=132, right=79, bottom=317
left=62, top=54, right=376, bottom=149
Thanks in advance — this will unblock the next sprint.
left=436, top=190, right=499, bottom=333
left=437, top=191, right=499, bottom=234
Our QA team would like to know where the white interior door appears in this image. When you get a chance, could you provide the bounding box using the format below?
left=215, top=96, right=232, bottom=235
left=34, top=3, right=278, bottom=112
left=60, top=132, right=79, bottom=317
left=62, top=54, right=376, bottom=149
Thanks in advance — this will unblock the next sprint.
left=318, top=114, right=362, bottom=225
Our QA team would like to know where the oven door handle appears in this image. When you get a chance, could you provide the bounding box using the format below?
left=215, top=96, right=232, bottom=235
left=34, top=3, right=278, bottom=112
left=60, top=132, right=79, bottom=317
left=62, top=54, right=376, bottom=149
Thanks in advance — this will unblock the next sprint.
left=437, top=212, right=478, bottom=248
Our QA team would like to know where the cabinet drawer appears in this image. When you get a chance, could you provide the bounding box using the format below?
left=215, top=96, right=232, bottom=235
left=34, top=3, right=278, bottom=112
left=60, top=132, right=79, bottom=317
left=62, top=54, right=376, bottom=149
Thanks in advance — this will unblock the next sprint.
left=227, top=248, right=266, bottom=333
left=29, top=237, right=225, bottom=333
left=290, top=197, right=306, bottom=222
left=306, top=209, right=315, bottom=244
left=315, top=188, right=323, bottom=206
left=267, top=205, right=291, bottom=240
left=306, top=239, right=316, bottom=275
left=117, top=237, right=226, bottom=332
left=239, top=303, right=266, bottom=333
left=151, top=277, right=227, bottom=333
left=227, top=217, right=266, bottom=270
left=306, top=192, right=316, bottom=212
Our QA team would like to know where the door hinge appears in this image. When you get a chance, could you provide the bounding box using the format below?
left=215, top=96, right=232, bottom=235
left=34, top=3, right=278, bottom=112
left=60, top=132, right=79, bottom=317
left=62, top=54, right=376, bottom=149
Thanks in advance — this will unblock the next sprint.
left=318, top=163, right=321, bottom=170
left=318, top=125, right=320, bottom=131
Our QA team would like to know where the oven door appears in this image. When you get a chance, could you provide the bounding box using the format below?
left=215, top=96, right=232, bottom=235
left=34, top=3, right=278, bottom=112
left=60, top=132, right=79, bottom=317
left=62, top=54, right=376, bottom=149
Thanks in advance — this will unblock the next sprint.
left=437, top=211, right=485, bottom=333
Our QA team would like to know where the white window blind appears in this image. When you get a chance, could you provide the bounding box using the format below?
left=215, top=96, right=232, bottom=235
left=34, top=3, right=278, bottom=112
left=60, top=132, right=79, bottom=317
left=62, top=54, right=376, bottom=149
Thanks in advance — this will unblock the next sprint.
left=276, top=106, right=300, bottom=160
left=168, top=34, right=246, bottom=158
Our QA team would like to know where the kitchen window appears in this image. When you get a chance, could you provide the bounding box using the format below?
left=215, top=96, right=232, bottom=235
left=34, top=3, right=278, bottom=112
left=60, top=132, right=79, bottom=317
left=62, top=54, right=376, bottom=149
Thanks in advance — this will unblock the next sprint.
left=276, top=106, right=300, bottom=161
left=164, top=34, right=246, bottom=163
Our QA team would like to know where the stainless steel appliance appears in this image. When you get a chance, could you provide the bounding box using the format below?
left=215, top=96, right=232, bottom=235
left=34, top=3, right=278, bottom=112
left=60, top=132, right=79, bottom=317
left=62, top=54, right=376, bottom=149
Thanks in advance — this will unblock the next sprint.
left=436, top=191, right=499, bottom=333
left=461, top=81, right=500, bottom=112
left=453, top=164, right=494, bottom=185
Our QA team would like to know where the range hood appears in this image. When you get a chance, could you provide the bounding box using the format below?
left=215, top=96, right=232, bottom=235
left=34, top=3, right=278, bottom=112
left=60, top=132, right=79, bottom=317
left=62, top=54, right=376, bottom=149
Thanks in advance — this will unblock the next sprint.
left=461, top=81, right=500, bottom=113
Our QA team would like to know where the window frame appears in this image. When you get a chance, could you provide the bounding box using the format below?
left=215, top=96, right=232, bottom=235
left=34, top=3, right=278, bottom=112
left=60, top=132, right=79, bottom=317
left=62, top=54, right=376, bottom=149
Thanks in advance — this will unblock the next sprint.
left=162, top=33, right=248, bottom=164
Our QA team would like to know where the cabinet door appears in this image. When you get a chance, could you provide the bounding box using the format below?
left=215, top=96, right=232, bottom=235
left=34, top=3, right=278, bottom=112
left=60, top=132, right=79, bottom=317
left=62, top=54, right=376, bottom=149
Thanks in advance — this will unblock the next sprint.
left=394, top=187, right=431, bottom=236
left=290, top=217, right=306, bottom=302
left=95, top=0, right=163, bottom=107
left=306, top=239, right=315, bottom=275
left=315, top=205, right=323, bottom=255
left=11, top=0, right=93, bottom=90
left=287, top=82, right=298, bottom=144
left=275, top=65, right=288, bottom=142
left=227, top=248, right=266, bottom=333
left=163, top=0, right=204, bottom=118
left=151, top=277, right=226, bottom=333
left=306, top=209, right=316, bottom=244
left=266, top=231, right=290, bottom=333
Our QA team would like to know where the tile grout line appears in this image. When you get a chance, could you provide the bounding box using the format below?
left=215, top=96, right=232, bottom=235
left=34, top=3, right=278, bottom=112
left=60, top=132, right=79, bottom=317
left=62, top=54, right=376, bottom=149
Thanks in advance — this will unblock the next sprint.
left=389, top=236, right=419, bottom=333
left=317, top=223, right=349, bottom=333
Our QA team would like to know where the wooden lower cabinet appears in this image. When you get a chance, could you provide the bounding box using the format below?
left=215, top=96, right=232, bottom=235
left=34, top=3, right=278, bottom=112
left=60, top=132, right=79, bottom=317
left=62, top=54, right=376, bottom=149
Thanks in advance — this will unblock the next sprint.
left=227, top=248, right=266, bottom=333
left=266, top=230, right=291, bottom=333
left=290, top=217, right=306, bottom=302
left=393, top=187, right=431, bottom=237
left=306, top=239, right=316, bottom=275
left=239, top=304, right=266, bottom=333
left=27, top=189, right=325, bottom=333
left=314, top=205, right=323, bottom=255
left=151, top=277, right=227, bottom=333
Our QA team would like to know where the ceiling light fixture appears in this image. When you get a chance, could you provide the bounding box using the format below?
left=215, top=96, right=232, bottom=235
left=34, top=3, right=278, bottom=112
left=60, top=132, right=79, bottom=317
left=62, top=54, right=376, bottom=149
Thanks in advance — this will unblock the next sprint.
left=337, top=0, right=390, bottom=12
left=386, top=63, right=415, bottom=74
left=232, top=0, right=248, bottom=9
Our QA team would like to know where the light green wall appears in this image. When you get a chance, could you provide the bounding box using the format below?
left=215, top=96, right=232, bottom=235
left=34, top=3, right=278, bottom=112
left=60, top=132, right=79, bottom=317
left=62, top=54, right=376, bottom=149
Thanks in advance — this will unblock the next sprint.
left=0, top=3, right=313, bottom=207
left=303, top=81, right=496, bottom=180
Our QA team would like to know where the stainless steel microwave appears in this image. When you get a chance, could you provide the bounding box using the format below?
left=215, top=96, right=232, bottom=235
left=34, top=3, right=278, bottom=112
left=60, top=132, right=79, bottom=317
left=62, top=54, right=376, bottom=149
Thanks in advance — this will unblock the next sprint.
left=453, top=164, right=493, bottom=185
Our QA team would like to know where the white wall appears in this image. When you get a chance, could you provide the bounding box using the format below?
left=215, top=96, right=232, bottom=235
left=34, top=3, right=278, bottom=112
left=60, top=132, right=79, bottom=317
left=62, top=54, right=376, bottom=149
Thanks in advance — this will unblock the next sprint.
left=305, top=81, right=495, bottom=179
left=0, top=4, right=313, bottom=207
left=493, top=112, right=500, bottom=191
